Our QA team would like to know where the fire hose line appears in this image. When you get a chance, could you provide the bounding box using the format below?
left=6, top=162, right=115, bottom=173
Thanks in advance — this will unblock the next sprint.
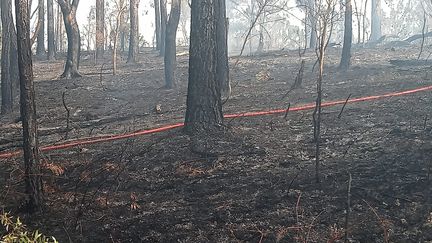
left=1, top=84, right=431, bottom=160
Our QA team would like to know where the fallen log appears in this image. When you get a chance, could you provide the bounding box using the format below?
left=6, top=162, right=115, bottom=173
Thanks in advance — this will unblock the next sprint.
left=404, top=31, right=432, bottom=43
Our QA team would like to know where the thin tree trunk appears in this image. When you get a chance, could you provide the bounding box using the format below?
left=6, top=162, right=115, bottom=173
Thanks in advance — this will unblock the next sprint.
left=159, top=0, right=167, bottom=56
left=314, top=25, right=327, bottom=184
left=15, top=0, right=43, bottom=213
left=58, top=0, right=81, bottom=79
left=185, top=0, right=223, bottom=134
left=339, top=0, right=352, bottom=71
left=164, top=0, right=181, bottom=88
left=56, top=2, right=60, bottom=52
left=96, top=0, right=105, bottom=60
left=304, top=10, right=308, bottom=50
left=47, top=0, right=56, bottom=60
left=127, top=0, right=140, bottom=63
left=119, top=0, right=126, bottom=53
left=362, top=0, right=367, bottom=43
left=154, top=0, right=161, bottom=50
left=36, top=0, right=45, bottom=56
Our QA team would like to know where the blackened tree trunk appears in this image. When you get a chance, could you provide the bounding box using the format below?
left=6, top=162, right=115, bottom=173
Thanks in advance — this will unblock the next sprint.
left=47, top=0, right=55, bottom=60
left=1, top=0, right=14, bottom=114
left=36, top=0, right=45, bottom=56
left=15, top=0, right=43, bottom=213
left=338, top=0, right=352, bottom=71
left=96, top=0, right=105, bottom=60
left=369, top=0, right=381, bottom=41
left=159, top=0, right=167, bottom=56
left=154, top=0, right=161, bottom=50
left=127, top=0, right=140, bottom=63
left=215, top=0, right=229, bottom=93
left=58, top=0, right=81, bottom=79
left=185, top=0, right=223, bottom=133
left=164, top=0, right=181, bottom=88
left=10, top=23, right=19, bottom=93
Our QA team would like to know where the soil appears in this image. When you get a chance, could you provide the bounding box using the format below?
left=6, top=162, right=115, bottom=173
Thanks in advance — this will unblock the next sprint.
left=1, top=45, right=432, bottom=242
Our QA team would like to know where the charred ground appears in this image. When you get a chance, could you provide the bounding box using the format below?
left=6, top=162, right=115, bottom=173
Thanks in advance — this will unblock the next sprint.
left=1, top=45, right=432, bottom=242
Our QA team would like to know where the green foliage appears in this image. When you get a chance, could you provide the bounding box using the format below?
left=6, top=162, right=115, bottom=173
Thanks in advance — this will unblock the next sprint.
left=0, top=212, right=57, bottom=243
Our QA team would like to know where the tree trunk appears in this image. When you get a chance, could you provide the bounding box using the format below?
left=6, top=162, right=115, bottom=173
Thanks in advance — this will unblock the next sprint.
left=127, top=0, right=140, bottom=63
left=159, top=0, right=167, bottom=56
left=154, top=0, right=161, bottom=50
left=215, top=0, right=229, bottom=93
left=15, top=0, right=43, bottom=213
left=36, top=0, right=45, bottom=56
left=185, top=0, right=223, bottom=134
left=362, top=0, right=368, bottom=43
left=369, top=0, right=381, bottom=41
left=56, top=3, right=64, bottom=52
left=164, top=0, right=181, bottom=88
left=47, top=0, right=55, bottom=60
left=96, top=0, right=105, bottom=60
left=58, top=0, right=81, bottom=79
left=339, top=0, right=352, bottom=71
left=113, top=2, right=127, bottom=75
left=257, top=29, right=264, bottom=53
left=353, top=0, right=361, bottom=44
left=11, top=28, right=20, bottom=93
left=113, top=30, right=119, bottom=75
left=119, top=0, right=126, bottom=53
left=309, top=0, right=317, bottom=49
left=1, top=0, right=14, bottom=114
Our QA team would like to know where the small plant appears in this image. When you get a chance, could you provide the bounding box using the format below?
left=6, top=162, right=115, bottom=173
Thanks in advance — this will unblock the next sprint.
left=1, top=212, right=57, bottom=243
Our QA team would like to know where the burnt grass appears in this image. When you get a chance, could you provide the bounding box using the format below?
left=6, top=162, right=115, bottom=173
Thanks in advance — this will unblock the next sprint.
left=1, top=46, right=432, bottom=242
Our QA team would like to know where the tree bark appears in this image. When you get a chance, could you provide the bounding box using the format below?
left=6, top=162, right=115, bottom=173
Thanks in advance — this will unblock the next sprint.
left=127, top=0, right=140, bottom=63
left=58, top=0, right=81, bottom=79
left=36, top=0, right=45, bottom=56
left=215, top=0, right=229, bottom=93
left=309, top=0, right=317, bottom=49
left=369, top=0, right=381, bottom=41
left=119, top=0, right=126, bottom=53
left=56, top=2, right=64, bottom=52
left=353, top=0, right=361, bottom=44
left=113, top=2, right=127, bottom=75
left=47, top=0, right=55, bottom=60
left=96, top=0, right=105, bottom=60
left=154, top=0, right=161, bottom=50
left=159, top=0, right=167, bottom=56
left=1, top=0, right=14, bottom=114
left=164, top=0, right=181, bottom=88
left=185, top=0, right=223, bottom=134
left=339, top=0, right=352, bottom=71
left=15, top=0, right=43, bottom=213
left=362, top=0, right=367, bottom=43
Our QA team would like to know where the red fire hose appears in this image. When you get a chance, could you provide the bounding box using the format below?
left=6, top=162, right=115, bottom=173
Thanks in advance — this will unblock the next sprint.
left=1, top=84, right=431, bottom=160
